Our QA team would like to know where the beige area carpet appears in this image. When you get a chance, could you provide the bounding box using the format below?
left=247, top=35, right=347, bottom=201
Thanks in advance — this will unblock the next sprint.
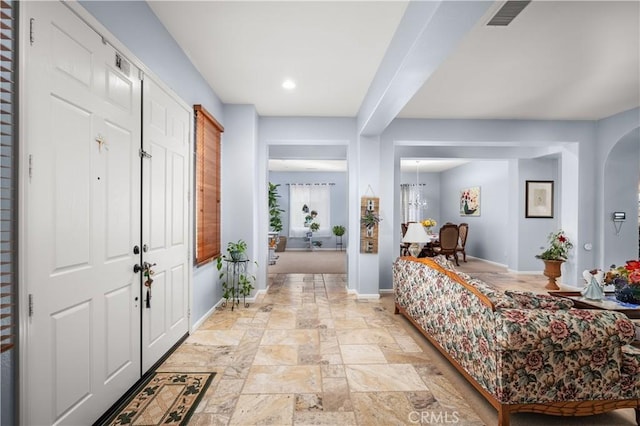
left=268, top=250, right=347, bottom=274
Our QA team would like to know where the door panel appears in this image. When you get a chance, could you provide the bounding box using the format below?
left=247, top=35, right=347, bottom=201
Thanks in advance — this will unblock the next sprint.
left=105, top=120, right=136, bottom=260
left=52, top=301, right=92, bottom=418
left=24, top=2, right=142, bottom=424
left=52, top=96, right=92, bottom=271
left=142, top=78, right=190, bottom=372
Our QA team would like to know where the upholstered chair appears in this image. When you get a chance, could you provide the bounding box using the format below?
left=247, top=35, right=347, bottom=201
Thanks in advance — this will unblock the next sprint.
left=433, top=223, right=459, bottom=265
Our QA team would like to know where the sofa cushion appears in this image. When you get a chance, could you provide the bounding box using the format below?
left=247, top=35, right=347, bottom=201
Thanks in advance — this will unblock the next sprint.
left=504, top=290, right=574, bottom=310
left=496, top=308, right=636, bottom=352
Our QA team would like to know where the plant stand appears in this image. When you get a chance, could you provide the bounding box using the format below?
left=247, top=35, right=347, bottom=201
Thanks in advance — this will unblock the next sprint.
left=222, top=259, right=249, bottom=310
left=335, top=235, right=343, bottom=251
left=305, top=231, right=314, bottom=251
left=542, top=259, right=564, bottom=290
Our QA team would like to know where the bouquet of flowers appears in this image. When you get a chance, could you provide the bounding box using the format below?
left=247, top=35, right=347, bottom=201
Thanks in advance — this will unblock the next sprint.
left=536, top=230, right=573, bottom=261
left=605, top=260, right=640, bottom=304
left=421, top=218, right=437, bottom=228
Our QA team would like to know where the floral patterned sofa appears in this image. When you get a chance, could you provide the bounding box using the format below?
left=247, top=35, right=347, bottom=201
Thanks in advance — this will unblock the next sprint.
left=393, top=256, right=640, bottom=426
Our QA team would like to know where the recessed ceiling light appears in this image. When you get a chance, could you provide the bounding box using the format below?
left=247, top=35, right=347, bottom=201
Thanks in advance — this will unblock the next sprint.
left=282, top=79, right=296, bottom=90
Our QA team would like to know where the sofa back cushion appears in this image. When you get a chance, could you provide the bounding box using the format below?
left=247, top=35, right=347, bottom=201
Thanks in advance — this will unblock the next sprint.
left=504, top=290, right=574, bottom=310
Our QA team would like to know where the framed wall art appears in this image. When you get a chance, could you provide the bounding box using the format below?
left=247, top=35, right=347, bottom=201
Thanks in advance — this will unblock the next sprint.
left=525, top=180, right=554, bottom=218
left=460, top=186, right=480, bottom=217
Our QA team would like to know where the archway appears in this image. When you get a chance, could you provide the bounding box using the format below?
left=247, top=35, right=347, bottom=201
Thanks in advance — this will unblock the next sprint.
left=602, top=127, right=640, bottom=267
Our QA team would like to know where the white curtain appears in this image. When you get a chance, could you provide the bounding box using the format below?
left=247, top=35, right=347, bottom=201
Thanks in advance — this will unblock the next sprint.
left=289, top=184, right=331, bottom=237
left=400, top=184, right=427, bottom=223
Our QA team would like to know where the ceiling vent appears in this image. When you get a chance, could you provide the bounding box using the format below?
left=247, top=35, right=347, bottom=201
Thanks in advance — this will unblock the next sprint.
left=486, top=1, right=531, bottom=26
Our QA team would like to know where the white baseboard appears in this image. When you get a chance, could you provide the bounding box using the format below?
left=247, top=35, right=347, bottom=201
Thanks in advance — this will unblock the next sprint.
left=466, top=255, right=507, bottom=269
left=191, top=302, right=219, bottom=332
left=347, top=288, right=381, bottom=300
left=379, top=289, right=394, bottom=294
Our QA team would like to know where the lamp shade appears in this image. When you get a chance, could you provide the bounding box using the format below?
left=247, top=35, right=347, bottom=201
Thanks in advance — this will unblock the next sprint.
left=402, top=222, right=430, bottom=243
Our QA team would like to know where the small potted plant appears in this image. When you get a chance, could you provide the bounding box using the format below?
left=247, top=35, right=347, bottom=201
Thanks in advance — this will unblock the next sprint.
left=226, top=240, right=247, bottom=261
left=310, top=222, right=320, bottom=232
left=536, top=230, right=573, bottom=290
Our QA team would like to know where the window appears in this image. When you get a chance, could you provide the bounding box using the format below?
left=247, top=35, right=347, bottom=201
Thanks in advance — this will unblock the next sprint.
left=289, top=184, right=331, bottom=237
left=194, top=105, right=224, bottom=265
left=400, top=184, right=428, bottom=223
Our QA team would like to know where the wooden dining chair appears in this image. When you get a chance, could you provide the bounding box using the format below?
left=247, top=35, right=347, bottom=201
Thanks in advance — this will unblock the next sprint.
left=433, top=223, right=460, bottom=266
left=456, top=223, right=469, bottom=262
left=400, top=223, right=410, bottom=256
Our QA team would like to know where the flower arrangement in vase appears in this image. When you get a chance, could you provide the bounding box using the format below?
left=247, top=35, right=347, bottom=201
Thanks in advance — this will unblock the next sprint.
left=605, top=260, right=640, bottom=305
left=536, top=230, right=573, bottom=290
left=420, top=218, right=437, bottom=234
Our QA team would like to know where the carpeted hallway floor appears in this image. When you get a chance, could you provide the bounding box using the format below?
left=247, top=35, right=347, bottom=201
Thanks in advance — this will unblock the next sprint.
left=268, top=250, right=347, bottom=274
left=157, top=256, right=637, bottom=425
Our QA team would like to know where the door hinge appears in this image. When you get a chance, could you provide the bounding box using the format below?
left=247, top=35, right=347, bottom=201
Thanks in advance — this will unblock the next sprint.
left=30, top=18, right=35, bottom=45
left=139, top=149, right=152, bottom=159
left=28, top=294, right=34, bottom=317
left=28, top=155, right=33, bottom=181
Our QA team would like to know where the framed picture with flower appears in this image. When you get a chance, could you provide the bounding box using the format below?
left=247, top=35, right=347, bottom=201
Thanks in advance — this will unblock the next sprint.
left=525, top=180, right=554, bottom=218
left=460, top=186, right=480, bottom=216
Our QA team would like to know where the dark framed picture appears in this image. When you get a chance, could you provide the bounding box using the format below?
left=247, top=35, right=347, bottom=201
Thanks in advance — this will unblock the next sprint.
left=525, top=180, right=554, bottom=218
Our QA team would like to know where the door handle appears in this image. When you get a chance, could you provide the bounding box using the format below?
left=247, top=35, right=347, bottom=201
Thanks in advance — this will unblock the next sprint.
left=133, top=264, right=144, bottom=273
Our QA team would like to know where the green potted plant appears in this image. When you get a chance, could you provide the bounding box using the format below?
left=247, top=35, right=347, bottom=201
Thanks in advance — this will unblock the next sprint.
left=310, top=222, right=320, bottom=232
left=536, top=230, right=573, bottom=290
left=361, top=211, right=381, bottom=229
left=216, top=239, right=256, bottom=309
left=268, top=182, right=284, bottom=233
left=226, top=239, right=247, bottom=261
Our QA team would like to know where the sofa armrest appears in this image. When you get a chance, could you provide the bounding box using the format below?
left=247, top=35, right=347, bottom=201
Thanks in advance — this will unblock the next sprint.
left=622, top=344, right=640, bottom=376
left=504, top=290, right=574, bottom=310
left=495, top=308, right=636, bottom=352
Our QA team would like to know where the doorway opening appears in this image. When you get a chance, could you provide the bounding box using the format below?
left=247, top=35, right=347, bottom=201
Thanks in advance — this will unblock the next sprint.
left=267, top=146, right=348, bottom=275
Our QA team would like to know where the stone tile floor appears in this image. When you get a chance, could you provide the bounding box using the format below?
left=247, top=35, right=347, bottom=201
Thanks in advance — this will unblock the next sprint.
left=158, top=259, right=637, bottom=425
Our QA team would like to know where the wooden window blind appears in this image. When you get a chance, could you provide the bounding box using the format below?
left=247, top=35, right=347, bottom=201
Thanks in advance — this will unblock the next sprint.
left=194, top=105, right=223, bottom=266
left=1, top=0, right=16, bottom=353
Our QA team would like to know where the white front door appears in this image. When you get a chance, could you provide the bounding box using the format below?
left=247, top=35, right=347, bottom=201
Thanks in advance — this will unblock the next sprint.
left=141, top=77, right=191, bottom=372
left=23, top=2, right=142, bottom=424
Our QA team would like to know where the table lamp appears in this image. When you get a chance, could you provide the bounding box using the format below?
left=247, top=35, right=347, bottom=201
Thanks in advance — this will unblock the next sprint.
left=402, top=222, right=430, bottom=257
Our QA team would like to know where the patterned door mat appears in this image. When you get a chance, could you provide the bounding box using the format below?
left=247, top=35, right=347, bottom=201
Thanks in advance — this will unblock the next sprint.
left=105, top=372, right=215, bottom=425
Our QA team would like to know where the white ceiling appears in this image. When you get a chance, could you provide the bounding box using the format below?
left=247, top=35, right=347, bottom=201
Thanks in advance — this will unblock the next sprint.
left=148, top=0, right=408, bottom=117
left=148, top=0, right=640, bottom=171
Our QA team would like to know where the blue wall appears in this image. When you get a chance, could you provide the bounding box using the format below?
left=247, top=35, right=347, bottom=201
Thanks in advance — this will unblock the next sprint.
left=440, top=161, right=510, bottom=264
